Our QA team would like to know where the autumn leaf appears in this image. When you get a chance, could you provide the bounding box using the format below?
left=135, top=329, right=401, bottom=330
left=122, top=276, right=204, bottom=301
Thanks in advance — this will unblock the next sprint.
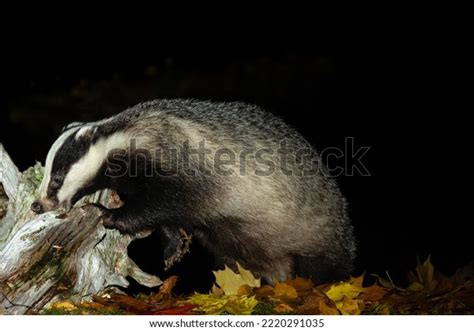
left=370, top=274, right=396, bottom=289
left=150, top=276, right=178, bottom=302
left=339, top=296, right=361, bottom=315
left=297, top=293, right=337, bottom=315
left=211, top=284, right=224, bottom=297
left=325, top=283, right=363, bottom=302
left=406, top=281, right=424, bottom=292
left=413, top=256, right=438, bottom=291
left=324, top=279, right=365, bottom=315
left=361, top=283, right=388, bottom=301
left=285, top=277, right=314, bottom=293
left=349, top=274, right=365, bottom=288
left=273, top=282, right=298, bottom=300
left=254, top=285, right=275, bottom=298
left=187, top=293, right=258, bottom=315
left=237, top=285, right=253, bottom=296
left=318, top=298, right=340, bottom=315
left=274, top=303, right=294, bottom=313
left=160, top=276, right=178, bottom=295
left=213, top=263, right=260, bottom=295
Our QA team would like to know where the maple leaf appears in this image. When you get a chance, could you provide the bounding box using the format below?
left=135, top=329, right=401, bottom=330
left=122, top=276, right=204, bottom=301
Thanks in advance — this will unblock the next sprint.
left=213, top=263, right=260, bottom=295
left=326, top=283, right=363, bottom=302
left=324, top=279, right=365, bottom=315
left=349, top=274, right=365, bottom=288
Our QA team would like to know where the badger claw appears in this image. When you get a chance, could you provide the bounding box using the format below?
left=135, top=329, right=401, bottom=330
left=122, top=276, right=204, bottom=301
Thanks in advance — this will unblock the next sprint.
left=101, top=213, right=133, bottom=235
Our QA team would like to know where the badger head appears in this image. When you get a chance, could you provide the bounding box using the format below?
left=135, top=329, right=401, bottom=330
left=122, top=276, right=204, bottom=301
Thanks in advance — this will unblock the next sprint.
left=31, top=123, right=107, bottom=214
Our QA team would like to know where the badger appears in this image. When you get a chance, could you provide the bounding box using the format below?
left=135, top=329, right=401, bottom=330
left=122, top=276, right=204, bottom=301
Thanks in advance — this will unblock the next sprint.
left=31, top=99, right=355, bottom=283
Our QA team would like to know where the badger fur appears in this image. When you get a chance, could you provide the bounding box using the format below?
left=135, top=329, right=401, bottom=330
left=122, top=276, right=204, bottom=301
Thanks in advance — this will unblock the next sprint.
left=32, top=99, right=356, bottom=283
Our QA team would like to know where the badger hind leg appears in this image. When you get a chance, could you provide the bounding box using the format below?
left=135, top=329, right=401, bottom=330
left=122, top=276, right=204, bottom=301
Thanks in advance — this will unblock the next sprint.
left=160, top=227, right=191, bottom=270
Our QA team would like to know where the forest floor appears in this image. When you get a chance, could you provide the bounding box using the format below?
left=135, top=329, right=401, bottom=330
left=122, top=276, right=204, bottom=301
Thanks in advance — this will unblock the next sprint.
left=43, top=257, right=474, bottom=315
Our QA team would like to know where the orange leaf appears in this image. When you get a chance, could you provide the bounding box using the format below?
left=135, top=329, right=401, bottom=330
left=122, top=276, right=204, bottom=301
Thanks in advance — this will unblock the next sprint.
left=274, top=282, right=298, bottom=299
left=254, top=285, right=275, bottom=297
left=159, top=276, right=178, bottom=296
left=361, top=284, right=388, bottom=301
left=285, top=277, right=314, bottom=292
left=349, top=274, right=365, bottom=288
left=318, top=299, right=340, bottom=315
left=274, top=303, right=294, bottom=313
left=237, top=284, right=253, bottom=296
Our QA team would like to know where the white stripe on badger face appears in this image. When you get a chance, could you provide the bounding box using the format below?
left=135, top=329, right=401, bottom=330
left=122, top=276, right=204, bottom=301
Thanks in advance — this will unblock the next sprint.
left=39, top=116, right=116, bottom=200
left=56, top=131, right=130, bottom=205
left=39, top=127, right=79, bottom=199
left=75, top=126, right=96, bottom=139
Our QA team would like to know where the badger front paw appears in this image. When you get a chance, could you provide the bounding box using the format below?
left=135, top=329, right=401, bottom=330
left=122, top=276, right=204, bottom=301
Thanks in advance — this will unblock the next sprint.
left=88, top=203, right=132, bottom=235
left=101, top=213, right=133, bottom=235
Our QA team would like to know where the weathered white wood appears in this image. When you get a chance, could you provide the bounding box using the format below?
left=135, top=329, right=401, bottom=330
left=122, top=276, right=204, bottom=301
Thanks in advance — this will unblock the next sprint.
left=0, top=147, right=162, bottom=315
left=0, top=143, right=20, bottom=201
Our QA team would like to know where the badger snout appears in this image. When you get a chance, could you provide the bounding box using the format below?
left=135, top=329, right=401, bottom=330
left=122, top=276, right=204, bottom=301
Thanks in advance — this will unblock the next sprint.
left=31, top=198, right=59, bottom=214
left=31, top=201, right=44, bottom=214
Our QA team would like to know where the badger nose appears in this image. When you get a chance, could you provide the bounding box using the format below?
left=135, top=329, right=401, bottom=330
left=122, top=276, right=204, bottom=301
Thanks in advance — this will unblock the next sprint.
left=31, top=201, right=44, bottom=214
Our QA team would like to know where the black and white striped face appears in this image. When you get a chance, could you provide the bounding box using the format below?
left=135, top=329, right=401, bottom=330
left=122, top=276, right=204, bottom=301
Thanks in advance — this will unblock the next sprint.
left=31, top=123, right=128, bottom=214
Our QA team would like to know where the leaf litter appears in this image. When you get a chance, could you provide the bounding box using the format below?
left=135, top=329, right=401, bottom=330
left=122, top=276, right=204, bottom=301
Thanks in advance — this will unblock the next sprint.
left=42, top=257, right=474, bottom=315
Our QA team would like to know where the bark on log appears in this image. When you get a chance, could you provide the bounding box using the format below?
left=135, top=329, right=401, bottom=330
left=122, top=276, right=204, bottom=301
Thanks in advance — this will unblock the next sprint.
left=0, top=144, right=162, bottom=315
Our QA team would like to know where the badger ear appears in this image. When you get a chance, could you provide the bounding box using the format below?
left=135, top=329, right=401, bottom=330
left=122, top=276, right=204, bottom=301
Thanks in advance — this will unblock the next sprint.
left=75, top=126, right=97, bottom=143
left=61, top=121, right=85, bottom=133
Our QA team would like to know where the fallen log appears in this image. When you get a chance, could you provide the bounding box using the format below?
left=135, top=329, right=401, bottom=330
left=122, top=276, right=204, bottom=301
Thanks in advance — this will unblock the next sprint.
left=0, top=144, right=162, bottom=314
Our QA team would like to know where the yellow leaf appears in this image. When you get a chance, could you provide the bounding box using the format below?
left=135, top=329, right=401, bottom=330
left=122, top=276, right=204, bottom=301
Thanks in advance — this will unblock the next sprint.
left=274, top=282, right=298, bottom=299
left=415, top=256, right=438, bottom=291
left=213, top=263, right=260, bottom=295
left=51, top=301, right=76, bottom=311
left=325, top=283, right=363, bottom=302
left=407, top=281, right=424, bottom=292
left=338, top=296, right=361, bottom=315
left=187, top=293, right=258, bottom=315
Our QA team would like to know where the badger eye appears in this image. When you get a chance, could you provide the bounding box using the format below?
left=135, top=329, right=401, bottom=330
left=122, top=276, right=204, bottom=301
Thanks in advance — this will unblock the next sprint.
left=50, top=176, right=62, bottom=188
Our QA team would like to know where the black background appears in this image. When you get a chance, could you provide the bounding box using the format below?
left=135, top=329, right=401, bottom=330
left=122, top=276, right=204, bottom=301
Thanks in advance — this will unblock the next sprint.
left=2, top=33, right=470, bottom=293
